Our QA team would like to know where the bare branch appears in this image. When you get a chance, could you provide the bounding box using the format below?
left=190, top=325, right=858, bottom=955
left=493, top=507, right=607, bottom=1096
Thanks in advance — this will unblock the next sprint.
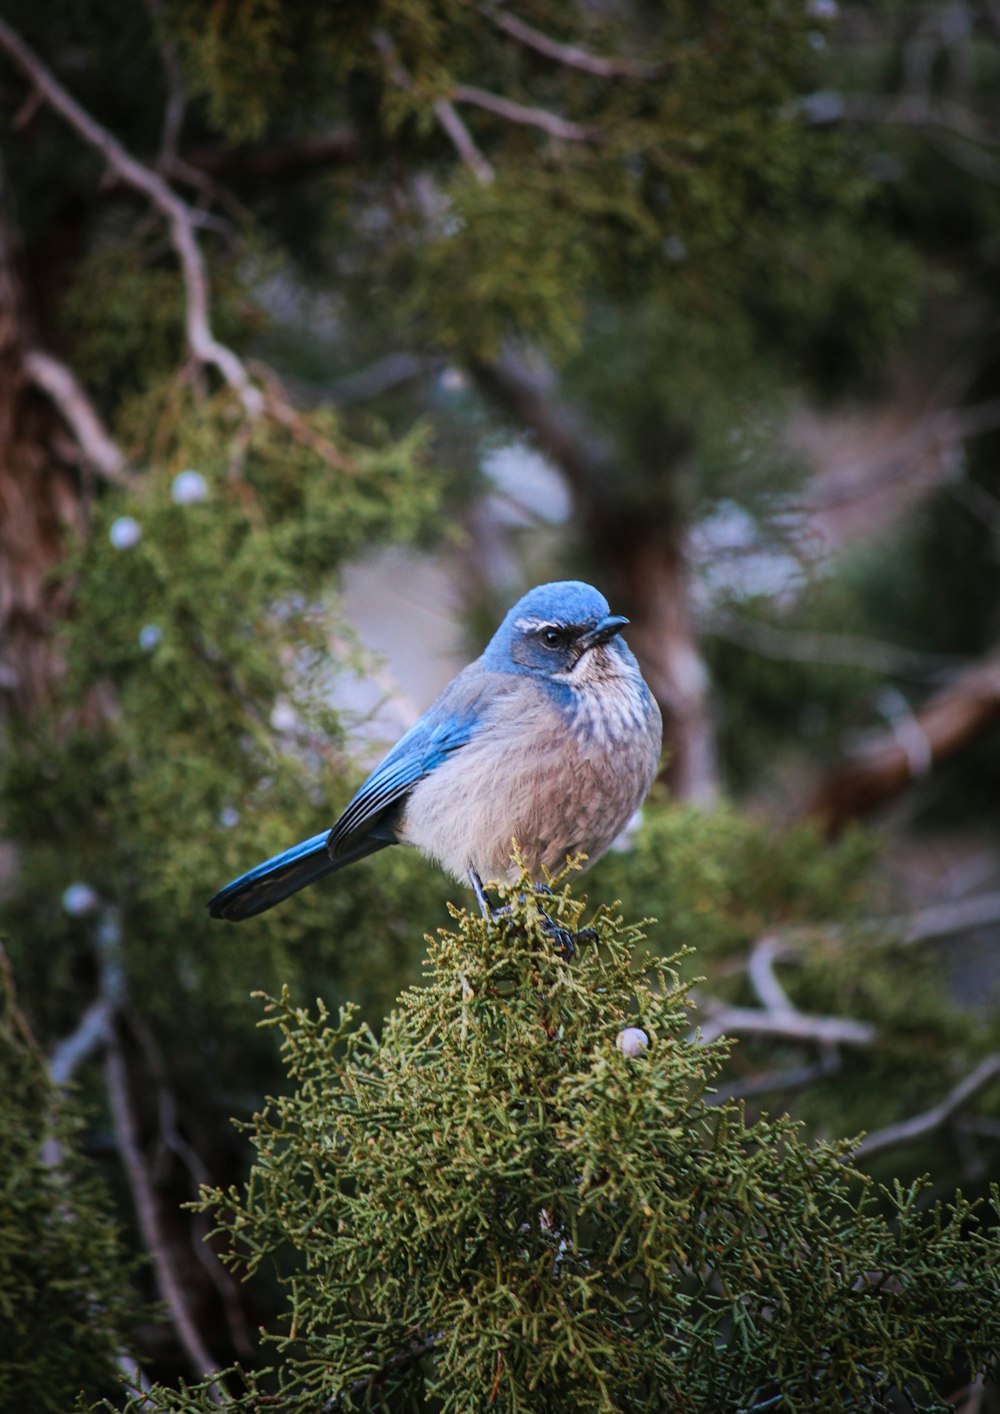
left=182, top=126, right=359, bottom=183
left=0, top=16, right=263, bottom=416
left=105, top=1030, right=224, bottom=1396
left=143, top=0, right=185, bottom=167
left=746, top=936, right=796, bottom=1014
left=854, top=1054, right=1000, bottom=1160
left=48, top=996, right=114, bottom=1088
left=703, top=611, right=960, bottom=679
left=3, top=928, right=157, bottom=1404
left=487, top=9, right=663, bottom=79
left=804, top=644, right=1000, bottom=832
left=432, top=96, right=496, bottom=183
left=708, top=1056, right=840, bottom=1104
left=372, top=31, right=494, bottom=185
left=694, top=1000, right=876, bottom=1049
left=452, top=84, right=603, bottom=142
left=23, top=349, right=133, bottom=484
left=896, top=890, right=1000, bottom=946
left=330, top=351, right=435, bottom=404
left=129, top=1013, right=256, bottom=1361
left=834, top=92, right=1000, bottom=151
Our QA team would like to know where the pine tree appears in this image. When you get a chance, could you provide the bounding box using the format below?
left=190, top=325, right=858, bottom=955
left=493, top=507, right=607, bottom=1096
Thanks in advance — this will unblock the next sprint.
left=120, top=871, right=1000, bottom=1413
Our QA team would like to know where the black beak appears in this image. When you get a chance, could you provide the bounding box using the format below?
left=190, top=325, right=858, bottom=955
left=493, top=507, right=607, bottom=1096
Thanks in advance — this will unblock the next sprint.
left=578, top=614, right=629, bottom=651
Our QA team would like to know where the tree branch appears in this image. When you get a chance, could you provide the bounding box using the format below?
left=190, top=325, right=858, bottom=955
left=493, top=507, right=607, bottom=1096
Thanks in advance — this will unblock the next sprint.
left=708, top=1056, right=840, bottom=1104
left=23, top=349, right=133, bottom=485
left=129, top=1012, right=256, bottom=1362
left=703, top=611, right=960, bottom=679
left=372, top=31, right=494, bottom=185
left=432, top=95, right=495, bottom=183
left=452, top=84, right=604, bottom=142
left=105, top=1027, right=225, bottom=1397
left=854, top=1054, right=1000, bottom=1160
left=694, top=1000, right=876, bottom=1049
left=143, top=0, right=185, bottom=168
left=0, top=16, right=263, bottom=416
left=746, top=936, right=796, bottom=1014
left=47, top=996, right=114, bottom=1088
left=181, top=126, right=359, bottom=183
left=486, top=9, right=664, bottom=79
left=896, top=890, right=1000, bottom=945
left=804, top=644, right=1000, bottom=832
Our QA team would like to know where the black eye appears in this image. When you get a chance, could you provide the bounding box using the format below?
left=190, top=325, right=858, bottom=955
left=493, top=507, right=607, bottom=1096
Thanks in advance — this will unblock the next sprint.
left=542, top=628, right=566, bottom=648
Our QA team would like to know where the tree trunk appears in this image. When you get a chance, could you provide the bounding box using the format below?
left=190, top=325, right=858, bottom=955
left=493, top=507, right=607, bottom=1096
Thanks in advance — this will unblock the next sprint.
left=0, top=176, right=90, bottom=718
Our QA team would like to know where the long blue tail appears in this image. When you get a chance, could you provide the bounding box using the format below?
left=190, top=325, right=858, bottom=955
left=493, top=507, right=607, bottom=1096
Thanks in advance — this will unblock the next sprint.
left=207, top=831, right=390, bottom=921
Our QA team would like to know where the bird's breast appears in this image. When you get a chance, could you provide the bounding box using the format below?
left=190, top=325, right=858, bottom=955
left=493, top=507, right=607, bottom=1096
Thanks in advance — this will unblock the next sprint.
left=398, top=671, right=661, bottom=884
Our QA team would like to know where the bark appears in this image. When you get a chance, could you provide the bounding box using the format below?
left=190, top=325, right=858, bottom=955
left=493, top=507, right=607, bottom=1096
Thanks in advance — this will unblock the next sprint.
left=804, top=646, right=1000, bottom=833
left=0, top=179, right=88, bottom=716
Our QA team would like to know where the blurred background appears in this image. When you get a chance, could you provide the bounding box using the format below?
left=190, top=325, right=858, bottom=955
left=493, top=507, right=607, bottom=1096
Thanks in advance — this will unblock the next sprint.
left=2, top=0, right=1000, bottom=1399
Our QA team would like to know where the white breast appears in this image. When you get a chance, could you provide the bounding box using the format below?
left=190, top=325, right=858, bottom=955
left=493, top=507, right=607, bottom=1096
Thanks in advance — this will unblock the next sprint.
left=399, top=669, right=661, bottom=885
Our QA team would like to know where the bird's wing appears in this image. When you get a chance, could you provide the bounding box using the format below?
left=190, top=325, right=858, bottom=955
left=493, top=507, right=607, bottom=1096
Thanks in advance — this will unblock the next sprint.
left=326, top=667, right=493, bottom=859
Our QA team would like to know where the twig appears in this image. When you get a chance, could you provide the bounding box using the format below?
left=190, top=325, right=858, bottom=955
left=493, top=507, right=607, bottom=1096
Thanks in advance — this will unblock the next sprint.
left=143, top=0, right=185, bottom=168
left=694, top=1001, right=876, bottom=1049
left=129, top=1013, right=256, bottom=1361
left=329, top=351, right=435, bottom=404
left=708, top=1057, right=840, bottom=1104
left=896, top=890, right=1000, bottom=946
left=253, top=370, right=356, bottom=470
left=104, top=1028, right=225, bottom=1397
left=182, top=126, right=359, bottom=183
left=73, top=906, right=225, bottom=1395
left=854, top=1054, right=1000, bottom=1160
left=487, top=9, right=663, bottom=79
left=372, top=31, right=494, bottom=185
left=0, top=16, right=263, bottom=416
left=702, top=612, right=960, bottom=679
left=326, top=1332, right=441, bottom=1407
left=48, top=996, right=115, bottom=1088
left=23, top=349, right=133, bottom=484
left=452, top=84, right=603, bottom=142
left=432, top=96, right=495, bottom=184
left=834, top=93, right=1000, bottom=151
left=746, top=936, right=796, bottom=1014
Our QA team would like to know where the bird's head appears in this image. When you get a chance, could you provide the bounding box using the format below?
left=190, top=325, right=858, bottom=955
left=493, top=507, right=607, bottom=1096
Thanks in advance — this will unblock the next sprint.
left=483, top=581, right=634, bottom=683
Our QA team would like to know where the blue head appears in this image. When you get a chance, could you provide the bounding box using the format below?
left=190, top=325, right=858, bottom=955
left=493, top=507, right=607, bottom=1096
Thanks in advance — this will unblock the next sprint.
left=481, top=580, right=634, bottom=682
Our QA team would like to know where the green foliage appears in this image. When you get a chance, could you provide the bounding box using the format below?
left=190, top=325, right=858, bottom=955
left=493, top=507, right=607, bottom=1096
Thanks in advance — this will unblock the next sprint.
left=0, top=961, right=134, bottom=1412
left=120, top=877, right=1000, bottom=1412
left=594, top=805, right=997, bottom=1167
left=591, top=804, right=877, bottom=962
left=2, top=383, right=444, bottom=1100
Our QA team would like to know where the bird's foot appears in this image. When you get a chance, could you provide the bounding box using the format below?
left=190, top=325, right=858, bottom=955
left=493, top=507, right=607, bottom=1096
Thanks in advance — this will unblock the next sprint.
left=468, top=869, right=594, bottom=958
left=539, top=912, right=597, bottom=960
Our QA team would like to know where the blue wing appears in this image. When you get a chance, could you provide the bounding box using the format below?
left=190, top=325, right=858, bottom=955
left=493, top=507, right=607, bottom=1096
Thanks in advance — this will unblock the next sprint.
left=326, top=706, right=477, bottom=858
left=208, top=665, right=494, bottom=922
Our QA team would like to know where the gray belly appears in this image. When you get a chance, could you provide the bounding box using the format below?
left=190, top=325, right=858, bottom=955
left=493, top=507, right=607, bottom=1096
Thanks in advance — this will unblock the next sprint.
left=399, top=717, right=660, bottom=883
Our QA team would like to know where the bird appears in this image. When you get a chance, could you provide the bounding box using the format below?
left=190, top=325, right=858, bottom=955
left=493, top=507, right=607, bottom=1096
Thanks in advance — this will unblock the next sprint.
left=207, top=580, right=662, bottom=924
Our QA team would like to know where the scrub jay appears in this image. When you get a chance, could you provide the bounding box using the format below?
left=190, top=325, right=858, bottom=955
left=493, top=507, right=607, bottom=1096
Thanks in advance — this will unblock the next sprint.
left=208, top=580, right=662, bottom=923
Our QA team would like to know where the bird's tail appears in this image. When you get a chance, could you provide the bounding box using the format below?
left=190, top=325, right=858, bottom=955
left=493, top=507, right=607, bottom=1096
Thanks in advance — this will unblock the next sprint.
left=207, top=831, right=387, bottom=921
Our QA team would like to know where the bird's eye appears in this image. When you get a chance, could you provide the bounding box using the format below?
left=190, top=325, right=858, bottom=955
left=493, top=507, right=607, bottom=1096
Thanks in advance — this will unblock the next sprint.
left=543, top=629, right=563, bottom=647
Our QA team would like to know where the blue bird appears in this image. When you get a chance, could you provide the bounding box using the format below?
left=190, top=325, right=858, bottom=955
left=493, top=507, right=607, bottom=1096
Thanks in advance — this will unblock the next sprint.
left=207, top=581, right=662, bottom=923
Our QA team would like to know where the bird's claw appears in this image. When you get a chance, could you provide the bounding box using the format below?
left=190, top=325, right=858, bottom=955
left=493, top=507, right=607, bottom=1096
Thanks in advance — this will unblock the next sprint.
left=539, top=912, right=597, bottom=961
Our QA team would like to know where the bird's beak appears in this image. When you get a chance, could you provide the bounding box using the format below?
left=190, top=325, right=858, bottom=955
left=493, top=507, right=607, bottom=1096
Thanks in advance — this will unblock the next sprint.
left=578, top=614, right=629, bottom=651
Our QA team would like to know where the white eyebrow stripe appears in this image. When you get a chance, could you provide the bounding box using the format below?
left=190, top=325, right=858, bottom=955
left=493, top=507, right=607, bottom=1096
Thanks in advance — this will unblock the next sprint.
left=515, top=617, right=563, bottom=633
